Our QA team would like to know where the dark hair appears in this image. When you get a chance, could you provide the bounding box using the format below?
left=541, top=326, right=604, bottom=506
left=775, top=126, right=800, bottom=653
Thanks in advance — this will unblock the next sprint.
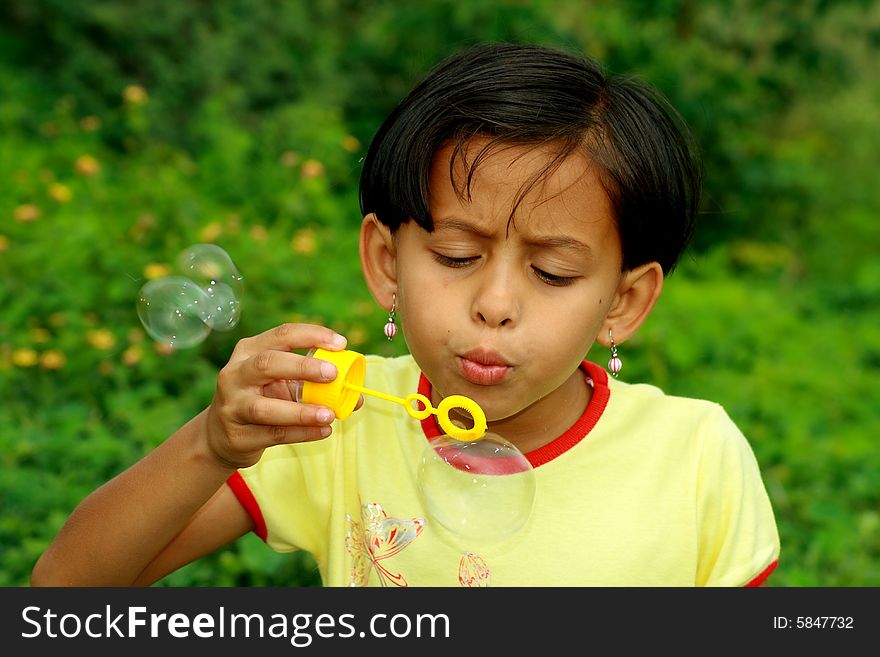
left=359, top=42, right=702, bottom=274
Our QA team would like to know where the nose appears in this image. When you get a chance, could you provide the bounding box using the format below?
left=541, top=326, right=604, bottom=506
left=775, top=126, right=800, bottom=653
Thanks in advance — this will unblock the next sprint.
left=471, top=261, right=519, bottom=328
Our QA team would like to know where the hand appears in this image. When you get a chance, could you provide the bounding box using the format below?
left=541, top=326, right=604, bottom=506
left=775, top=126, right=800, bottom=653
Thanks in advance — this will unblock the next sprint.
left=205, top=323, right=350, bottom=469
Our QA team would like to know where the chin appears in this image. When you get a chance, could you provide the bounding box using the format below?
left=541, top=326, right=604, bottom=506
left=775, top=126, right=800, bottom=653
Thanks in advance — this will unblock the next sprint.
left=465, top=393, right=528, bottom=425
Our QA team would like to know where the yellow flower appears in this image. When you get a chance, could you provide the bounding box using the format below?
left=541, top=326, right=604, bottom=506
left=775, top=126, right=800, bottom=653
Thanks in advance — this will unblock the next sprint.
left=249, top=225, right=268, bottom=241
left=80, top=116, right=101, bottom=132
left=86, top=329, right=116, bottom=351
left=127, top=328, right=145, bottom=344
left=143, top=262, right=171, bottom=280
left=123, top=85, right=148, bottom=105
left=12, top=348, right=39, bottom=367
left=49, top=312, right=66, bottom=327
left=353, top=300, right=375, bottom=317
left=14, top=204, right=41, bottom=222
left=199, top=222, right=223, bottom=242
left=342, top=135, right=361, bottom=153
left=153, top=341, right=175, bottom=355
left=280, top=151, right=300, bottom=168
left=290, top=228, right=318, bottom=255
left=0, top=235, right=9, bottom=252
left=347, top=325, right=367, bottom=347
left=225, top=214, right=241, bottom=235
left=49, top=183, right=73, bottom=203
left=300, top=159, right=325, bottom=179
left=28, top=328, right=51, bottom=343
left=130, top=213, right=156, bottom=241
left=75, top=154, right=101, bottom=176
left=122, top=345, right=142, bottom=366
left=40, top=350, right=66, bottom=370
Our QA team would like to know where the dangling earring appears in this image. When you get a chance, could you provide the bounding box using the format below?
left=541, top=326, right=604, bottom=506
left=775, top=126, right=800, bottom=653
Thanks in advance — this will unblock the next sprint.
left=607, top=329, right=622, bottom=378
left=383, top=293, right=398, bottom=341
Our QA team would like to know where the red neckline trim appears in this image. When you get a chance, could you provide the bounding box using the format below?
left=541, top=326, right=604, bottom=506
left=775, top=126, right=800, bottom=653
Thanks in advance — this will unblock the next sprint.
left=418, top=361, right=610, bottom=468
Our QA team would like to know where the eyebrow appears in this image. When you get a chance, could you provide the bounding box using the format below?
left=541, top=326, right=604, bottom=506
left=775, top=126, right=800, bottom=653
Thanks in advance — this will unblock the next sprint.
left=433, top=217, right=493, bottom=239
left=433, top=217, right=594, bottom=258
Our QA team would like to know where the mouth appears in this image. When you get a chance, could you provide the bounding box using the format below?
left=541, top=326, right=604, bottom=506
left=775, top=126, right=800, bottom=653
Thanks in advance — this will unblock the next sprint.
left=457, top=348, right=513, bottom=386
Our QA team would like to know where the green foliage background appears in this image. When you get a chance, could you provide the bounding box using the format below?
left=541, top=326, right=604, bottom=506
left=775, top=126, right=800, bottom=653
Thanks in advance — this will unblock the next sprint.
left=1, top=0, right=878, bottom=586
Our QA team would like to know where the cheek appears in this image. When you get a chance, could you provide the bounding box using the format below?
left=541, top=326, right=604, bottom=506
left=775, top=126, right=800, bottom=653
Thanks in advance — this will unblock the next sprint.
left=540, top=298, right=606, bottom=358
left=399, top=266, right=456, bottom=320
left=397, top=286, right=446, bottom=344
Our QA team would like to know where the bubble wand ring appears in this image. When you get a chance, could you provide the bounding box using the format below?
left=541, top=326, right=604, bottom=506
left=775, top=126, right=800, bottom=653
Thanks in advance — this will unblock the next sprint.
left=299, top=349, right=487, bottom=442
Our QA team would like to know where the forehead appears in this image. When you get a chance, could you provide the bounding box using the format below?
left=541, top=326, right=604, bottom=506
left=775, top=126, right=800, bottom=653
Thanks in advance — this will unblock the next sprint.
left=428, top=137, right=616, bottom=239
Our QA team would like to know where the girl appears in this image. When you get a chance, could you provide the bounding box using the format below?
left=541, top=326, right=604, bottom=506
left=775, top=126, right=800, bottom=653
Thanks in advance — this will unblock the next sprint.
left=32, top=43, right=779, bottom=587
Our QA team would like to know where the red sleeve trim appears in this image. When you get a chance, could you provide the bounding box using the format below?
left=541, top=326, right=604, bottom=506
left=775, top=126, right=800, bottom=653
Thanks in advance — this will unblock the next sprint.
left=226, top=471, right=268, bottom=542
left=418, top=360, right=610, bottom=468
left=744, top=559, right=778, bottom=587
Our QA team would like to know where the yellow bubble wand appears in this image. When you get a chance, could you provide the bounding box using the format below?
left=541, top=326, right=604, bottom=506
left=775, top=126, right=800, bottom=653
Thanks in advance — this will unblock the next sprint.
left=300, top=349, right=487, bottom=441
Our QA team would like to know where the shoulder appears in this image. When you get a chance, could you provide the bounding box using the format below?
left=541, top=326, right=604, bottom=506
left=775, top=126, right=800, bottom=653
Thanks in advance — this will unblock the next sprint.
left=609, top=383, right=774, bottom=518
left=606, top=376, right=739, bottom=439
left=603, top=376, right=761, bottom=476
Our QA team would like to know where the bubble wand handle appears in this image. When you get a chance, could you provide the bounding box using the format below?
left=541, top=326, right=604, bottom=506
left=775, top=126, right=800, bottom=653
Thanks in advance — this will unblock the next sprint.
left=299, top=348, right=487, bottom=441
left=342, top=382, right=409, bottom=408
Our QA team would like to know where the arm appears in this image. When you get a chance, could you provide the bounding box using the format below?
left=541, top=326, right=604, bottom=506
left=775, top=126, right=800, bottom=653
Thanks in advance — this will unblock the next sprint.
left=31, top=323, right=348, bottom=586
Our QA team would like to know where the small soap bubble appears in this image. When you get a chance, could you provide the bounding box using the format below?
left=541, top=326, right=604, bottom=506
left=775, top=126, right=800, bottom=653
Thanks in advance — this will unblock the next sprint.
left=177, top=244, right=244, bottom=292
left=136, top=244, right=244, bottom=349
left=137, top=276, right=213, bottom=349
left=418, top=432, right=536, bottom=543
left=176, top=244, right=244, bottom=331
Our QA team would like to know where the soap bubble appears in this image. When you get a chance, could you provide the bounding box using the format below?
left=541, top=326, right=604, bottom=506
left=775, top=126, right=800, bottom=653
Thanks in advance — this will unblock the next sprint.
left=137, top=244, right=244, bottom=349
left=418, top=432, right=536, bottom=544
left=176, top=244, right=244, bottom=331
left=137, top=277, right=212, bottom=349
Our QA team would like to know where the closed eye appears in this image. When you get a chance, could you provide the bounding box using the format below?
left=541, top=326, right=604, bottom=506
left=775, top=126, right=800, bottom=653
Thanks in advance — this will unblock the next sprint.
left=433, top=252, right=479, bottom=268
left=533, top=267, right=577, bottom=287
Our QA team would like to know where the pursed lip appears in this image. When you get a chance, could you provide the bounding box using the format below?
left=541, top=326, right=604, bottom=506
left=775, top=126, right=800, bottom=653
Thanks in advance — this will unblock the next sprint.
left=457, top=348, right=513, bottom=385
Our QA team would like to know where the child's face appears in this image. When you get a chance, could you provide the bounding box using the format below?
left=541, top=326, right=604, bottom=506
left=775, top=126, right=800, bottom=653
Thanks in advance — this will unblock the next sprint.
left=394, top=138, right=625, bottom=425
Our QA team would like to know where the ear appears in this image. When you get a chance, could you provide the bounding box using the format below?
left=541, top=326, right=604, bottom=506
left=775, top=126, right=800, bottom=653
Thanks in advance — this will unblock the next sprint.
left=359, top=213, right=398, bottom=309
left=597, top=261, right=664, bottom=346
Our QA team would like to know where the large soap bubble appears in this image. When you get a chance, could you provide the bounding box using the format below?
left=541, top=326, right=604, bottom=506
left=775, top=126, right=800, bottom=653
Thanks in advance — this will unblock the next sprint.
left=137, top=244, right=244, bottom=349
left=418, top=432, right=536, bottom=543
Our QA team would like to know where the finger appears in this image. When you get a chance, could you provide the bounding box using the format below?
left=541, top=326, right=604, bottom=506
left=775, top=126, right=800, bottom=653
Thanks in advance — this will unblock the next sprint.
left=262, top=423, right=334, bottom=445
left=263, top=379, right=295, bottom=402
left=241, top=349, right=340, bottom=387
left=239, top=397, right=336, bottom=428
left=233, top=323, right=346, bottom=360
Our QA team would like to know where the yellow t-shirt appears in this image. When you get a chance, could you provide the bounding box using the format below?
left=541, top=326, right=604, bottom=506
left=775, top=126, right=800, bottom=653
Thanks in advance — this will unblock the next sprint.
left=229, top=355, right=779, bottom=586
